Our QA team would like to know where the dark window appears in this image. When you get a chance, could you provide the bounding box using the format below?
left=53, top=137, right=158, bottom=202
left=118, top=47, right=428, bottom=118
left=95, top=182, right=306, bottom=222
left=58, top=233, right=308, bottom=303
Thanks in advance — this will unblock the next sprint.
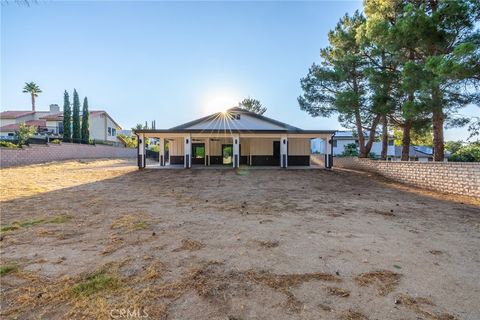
left=388, top=140, right=394, bottom=146
left=7, top=133, right=14, bottom=136
left=108, top=127, right=112, bottom=136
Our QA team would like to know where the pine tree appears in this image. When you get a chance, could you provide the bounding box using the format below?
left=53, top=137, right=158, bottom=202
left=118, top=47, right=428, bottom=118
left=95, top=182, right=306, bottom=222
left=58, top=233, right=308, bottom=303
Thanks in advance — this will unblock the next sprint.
left=62, top=90, right=71, bottom=142
left=72, top=89, right=81, bottom=143
left=298, top=12, right=382, bottom=158
left=238, top=98, right=267, bottom=115
left=81, top=97, right=90, bottom=143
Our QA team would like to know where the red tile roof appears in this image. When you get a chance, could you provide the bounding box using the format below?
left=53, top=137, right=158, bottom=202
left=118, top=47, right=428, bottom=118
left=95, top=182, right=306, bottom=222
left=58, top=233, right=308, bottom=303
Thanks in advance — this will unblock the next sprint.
left=0, top=111, right=35, bottom=119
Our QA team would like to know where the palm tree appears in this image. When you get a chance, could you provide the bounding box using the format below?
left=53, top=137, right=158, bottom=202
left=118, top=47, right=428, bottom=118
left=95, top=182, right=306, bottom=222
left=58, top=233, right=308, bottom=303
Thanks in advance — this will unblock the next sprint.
left=22, top=82, right=42, bottom=111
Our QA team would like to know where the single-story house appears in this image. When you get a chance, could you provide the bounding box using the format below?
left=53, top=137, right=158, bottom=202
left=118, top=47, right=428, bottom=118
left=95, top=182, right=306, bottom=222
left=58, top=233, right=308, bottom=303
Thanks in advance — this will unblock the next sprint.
left=0, top=104, right=122, bottom=143
left=134, top=107, right=335, bottom=169
left=387, top=146, right=451, bottom=162
left=332, top=130, right=395, bottom=156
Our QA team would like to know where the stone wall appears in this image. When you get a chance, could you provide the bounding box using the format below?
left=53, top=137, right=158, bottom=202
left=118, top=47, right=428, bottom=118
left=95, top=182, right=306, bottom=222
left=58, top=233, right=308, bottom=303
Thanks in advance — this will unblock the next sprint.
left=0, top=143, right=136, bottom=168
left=334, top=157, right=480, bottom=198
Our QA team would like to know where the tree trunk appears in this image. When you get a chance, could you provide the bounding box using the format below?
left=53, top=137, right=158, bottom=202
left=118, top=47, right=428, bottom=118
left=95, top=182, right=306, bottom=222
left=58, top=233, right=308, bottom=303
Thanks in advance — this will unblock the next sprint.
left=31, top=93, right=35, bottom=112
left=364, top=113, right=382, bottom=156
left=432, top=86, right=444, bottom=161
left=381, top=114, right=388, bottom=160
left=401, top=120, right=412, bottom=161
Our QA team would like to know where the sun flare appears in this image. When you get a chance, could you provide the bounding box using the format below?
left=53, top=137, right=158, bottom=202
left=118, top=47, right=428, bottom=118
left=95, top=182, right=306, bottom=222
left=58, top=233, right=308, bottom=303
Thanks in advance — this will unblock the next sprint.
left=202, top=89, right=241, bottom=115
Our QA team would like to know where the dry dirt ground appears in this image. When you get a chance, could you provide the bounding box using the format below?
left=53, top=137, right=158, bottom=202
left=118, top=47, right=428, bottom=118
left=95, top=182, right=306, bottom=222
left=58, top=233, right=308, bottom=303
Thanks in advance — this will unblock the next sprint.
left=0, top=159, right=479, bottom=320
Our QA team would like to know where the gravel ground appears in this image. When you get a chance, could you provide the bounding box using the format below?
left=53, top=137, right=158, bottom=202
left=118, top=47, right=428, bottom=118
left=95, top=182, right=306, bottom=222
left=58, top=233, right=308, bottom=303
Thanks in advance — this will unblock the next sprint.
left=1, top=159, right=479, bottom=320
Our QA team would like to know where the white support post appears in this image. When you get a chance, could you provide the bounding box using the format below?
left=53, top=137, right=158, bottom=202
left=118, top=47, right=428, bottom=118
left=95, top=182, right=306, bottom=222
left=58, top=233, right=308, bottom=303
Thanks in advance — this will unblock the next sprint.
left=184, top=135, right=191, bottom=168
left=324, top=137, right=332, bottom=168
left=205, top=139, right=210, bottom=166
left=159, top=137, right=165, bottom=166
left=138, top=133, right=145, bottom=169
left=280, top=136, right=288, bottom=168
left=232, top=135, right=240, bottom=168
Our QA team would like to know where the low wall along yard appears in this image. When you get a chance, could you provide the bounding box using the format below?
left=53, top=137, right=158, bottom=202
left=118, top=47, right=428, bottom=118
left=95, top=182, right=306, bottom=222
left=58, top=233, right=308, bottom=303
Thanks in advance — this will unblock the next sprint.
left=0, top=143, right=136, bottom=168
left=334, top=157, right=480, bottom=198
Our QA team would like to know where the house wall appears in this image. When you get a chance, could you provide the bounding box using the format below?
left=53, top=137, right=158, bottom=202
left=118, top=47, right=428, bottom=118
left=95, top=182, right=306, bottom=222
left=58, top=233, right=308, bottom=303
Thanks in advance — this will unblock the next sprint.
left=89, top=115, right=106, bottom=141
left=105, top=116, right=119, bottom=142
left=250, top=138, right=276, bottom=155
left=0, top=114, right=35, bottom=128
left=0, top=143, right=136, bottom=168
left=334, top=157, right=480, bottom=198
left=288, top=139, right=310, bottom=155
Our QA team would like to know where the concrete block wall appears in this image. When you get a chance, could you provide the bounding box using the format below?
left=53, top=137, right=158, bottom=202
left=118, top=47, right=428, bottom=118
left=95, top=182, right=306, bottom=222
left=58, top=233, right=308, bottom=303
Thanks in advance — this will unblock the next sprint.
left=334, top=157, right=480, bottom=198
left=0, top=143, right=136, bottom=168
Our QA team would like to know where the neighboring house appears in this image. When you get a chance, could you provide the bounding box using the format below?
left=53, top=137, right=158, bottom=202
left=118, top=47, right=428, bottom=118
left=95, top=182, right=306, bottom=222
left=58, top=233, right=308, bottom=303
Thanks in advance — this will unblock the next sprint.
left=135, top=107, right=335, bottom=168
left=332, top=130, right=395, bottom=157
left=388, top=146, right=451, bottom=162
left=0, top=105, right=122, bottom=142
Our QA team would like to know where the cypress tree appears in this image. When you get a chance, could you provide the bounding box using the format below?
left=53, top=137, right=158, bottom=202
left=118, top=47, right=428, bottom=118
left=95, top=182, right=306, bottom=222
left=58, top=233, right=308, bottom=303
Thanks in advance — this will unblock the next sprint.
left=62, top=90, right=71, bottom=142
left=81, top=97, right=90, bottom=143
left=72, top=89, right=81, bottom=143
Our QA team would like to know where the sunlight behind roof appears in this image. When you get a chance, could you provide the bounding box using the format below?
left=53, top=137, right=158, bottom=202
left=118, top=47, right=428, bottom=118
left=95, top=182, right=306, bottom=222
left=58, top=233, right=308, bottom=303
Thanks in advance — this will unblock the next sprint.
left=201, top=89, right=241, bottom=115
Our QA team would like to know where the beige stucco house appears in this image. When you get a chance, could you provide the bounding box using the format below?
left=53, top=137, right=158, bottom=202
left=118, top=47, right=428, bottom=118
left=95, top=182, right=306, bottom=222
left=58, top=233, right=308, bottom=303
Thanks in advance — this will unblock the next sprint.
left=0, top=104, right=121, bottom=143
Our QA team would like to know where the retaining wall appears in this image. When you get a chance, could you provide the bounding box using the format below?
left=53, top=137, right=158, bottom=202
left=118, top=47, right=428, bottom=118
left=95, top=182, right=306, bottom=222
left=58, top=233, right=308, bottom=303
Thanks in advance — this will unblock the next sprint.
left=334, top=157, right=480, bottom=198
left=0, top=143, right=136, bottom=168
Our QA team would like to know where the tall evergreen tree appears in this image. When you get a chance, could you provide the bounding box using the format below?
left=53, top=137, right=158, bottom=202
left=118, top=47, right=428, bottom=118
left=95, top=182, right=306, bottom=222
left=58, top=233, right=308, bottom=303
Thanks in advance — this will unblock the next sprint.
left=62, top=90, right=71, bottom=142
left=298, top=12, right=381, bottom=158
left=238, top=98, right=267, bottom=115
left=81, top=97, right=90, bottom=143
left=72, top=89, right=81, bottom=143
left=398, top=0, right=479, bottom=161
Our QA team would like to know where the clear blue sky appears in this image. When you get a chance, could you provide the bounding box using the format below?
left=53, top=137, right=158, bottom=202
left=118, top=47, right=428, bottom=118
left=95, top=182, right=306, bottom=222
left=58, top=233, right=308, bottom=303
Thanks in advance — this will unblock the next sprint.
left=1, top=1, right=476, bottom=140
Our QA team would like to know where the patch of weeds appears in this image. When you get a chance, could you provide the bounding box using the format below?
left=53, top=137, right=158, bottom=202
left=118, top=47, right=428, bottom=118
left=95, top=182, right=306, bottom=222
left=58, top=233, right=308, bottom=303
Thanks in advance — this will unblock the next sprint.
left=72, top=270, right=119, bottom=296
left=0, top=264, right=18, bottom=276
left=111, top=215, right=150, bottom=230
left=355, top=270, right=401, bottom=296
left=1, top=215, right=73, bottom=234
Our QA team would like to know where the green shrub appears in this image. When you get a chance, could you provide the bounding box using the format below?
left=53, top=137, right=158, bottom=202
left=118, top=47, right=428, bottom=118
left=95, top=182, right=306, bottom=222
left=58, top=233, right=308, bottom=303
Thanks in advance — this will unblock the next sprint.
left=50, top=139, right=61, bottom=144
left=0, top=141, right=18, bottom=149
left=449, top=142, right=480, bottom=162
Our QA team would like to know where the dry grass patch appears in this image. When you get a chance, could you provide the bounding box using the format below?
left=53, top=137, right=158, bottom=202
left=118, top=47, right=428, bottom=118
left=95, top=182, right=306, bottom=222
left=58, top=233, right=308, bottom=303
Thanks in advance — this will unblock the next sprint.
left=257, top=240, right=279, bottom=248
left=355, top=270, right=401, bottom=296
left=173, top=239, right=205, bottom=252
left=395, top=294, right=456, bottom=320
left=340, top=309, right=369, bottom=320
left=110, top=214, right=150, bottom=231
left=326, top=286, right=350, bottom=297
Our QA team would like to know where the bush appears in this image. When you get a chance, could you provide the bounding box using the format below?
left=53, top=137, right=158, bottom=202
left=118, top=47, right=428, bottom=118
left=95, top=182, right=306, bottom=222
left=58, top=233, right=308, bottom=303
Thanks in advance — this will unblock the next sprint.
left=0, top=141, right=18, bottom=149
left=449, top=142, right=480, bottom=162
left=340, top=143, right=358, bottom=157
left=50, top=139, right=61, bottom=144
left=15, top=123, right=37, bottom=146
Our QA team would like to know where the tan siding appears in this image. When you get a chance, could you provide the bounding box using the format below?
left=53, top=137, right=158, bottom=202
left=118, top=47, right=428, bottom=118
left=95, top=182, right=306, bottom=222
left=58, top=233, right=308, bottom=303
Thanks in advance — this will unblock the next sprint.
left=289, top=139, right=310, bottom=155
left=209, top=138, right=230, bottom=156
left=250, top=138, right=278, bottom=155
left=168, top=138, right=184, bottom=156
left=240, top=139, right=250, bottom=156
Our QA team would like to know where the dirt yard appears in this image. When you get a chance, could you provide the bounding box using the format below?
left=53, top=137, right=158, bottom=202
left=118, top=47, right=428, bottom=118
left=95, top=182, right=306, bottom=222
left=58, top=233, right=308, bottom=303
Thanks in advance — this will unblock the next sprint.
left=1, top=159, right=479, bottom=320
